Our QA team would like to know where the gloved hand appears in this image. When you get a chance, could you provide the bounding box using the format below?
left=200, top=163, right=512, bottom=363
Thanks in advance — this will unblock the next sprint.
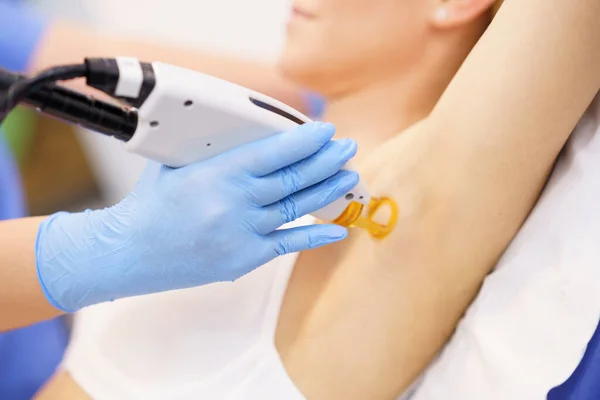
left=36, top=122, right=359, bottom=312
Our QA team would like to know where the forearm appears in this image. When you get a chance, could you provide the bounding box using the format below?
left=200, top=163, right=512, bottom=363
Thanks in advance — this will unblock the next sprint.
left=0, top=217, right=62, bottom=332
left=281, top=0, right=600, bottom=398
left=29, top=20, right=307, bottom=111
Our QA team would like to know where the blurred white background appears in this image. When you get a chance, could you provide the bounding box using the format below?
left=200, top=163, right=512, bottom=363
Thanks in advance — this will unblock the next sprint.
left=30, top=0, right=291, bottom=205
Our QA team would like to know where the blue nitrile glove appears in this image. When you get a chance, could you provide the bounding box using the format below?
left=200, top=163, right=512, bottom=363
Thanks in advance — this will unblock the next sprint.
left=0, top=2, right=49, bottom=72
left=36, top=122, right=359, bottom=312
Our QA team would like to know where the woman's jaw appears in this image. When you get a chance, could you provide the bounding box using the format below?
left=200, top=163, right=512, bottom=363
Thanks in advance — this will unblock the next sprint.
left=278, top=43, right=480, bottom=160
left=277, top=2, right=491, bottom=157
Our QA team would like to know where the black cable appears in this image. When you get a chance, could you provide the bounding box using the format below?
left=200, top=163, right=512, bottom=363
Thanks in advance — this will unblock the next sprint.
left=0, top=63, right=87, bottom=121
left=0, top=68, right=24, bottom=89
left=0, top=65, right=138, bottom=141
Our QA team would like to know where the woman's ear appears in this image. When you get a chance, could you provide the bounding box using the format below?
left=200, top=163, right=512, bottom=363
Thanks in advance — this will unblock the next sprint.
left=430, top=0, right=496, bottom=29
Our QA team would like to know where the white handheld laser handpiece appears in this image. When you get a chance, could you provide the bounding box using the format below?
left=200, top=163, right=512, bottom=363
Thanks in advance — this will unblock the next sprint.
left=119, top=59, right=370, bottom=224
left=28, top=57, right=396, bottom=237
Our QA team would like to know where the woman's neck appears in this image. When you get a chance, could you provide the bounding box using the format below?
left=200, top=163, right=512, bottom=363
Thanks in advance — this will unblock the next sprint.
left=321, top=69, right=447, bottom=162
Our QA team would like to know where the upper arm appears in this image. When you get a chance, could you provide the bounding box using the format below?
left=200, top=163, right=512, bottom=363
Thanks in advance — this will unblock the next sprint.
left=429, top=0, right=600, bottom=263
left=279, top=1, right=600, bottom=399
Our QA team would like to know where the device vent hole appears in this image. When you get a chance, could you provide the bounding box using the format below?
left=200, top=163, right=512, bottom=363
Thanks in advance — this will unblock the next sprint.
left=345, top=193, right=355, bottom=201
left=359, top=196, right=364, bottom=200
left=150, top=121, right=160, bottom=128
left=184, top=100, right=193, bottom=107
left=206, top=143, right=212, bottom=147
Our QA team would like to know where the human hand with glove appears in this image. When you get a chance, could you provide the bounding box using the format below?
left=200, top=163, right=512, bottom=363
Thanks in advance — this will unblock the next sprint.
left=34, top=122, right=358, bottom=312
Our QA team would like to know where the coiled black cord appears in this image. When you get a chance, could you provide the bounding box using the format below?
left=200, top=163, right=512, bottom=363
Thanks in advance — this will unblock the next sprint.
left=0, top=63, right=87, bottom=122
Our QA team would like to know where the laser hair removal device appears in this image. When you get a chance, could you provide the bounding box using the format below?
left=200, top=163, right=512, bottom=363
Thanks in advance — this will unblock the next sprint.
left=0, top=57, right=398, bottom=238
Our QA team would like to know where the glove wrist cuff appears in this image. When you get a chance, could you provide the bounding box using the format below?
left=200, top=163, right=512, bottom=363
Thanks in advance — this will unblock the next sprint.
left=36, top=209, right=127, bottom=312
left=36, top=212, right=77, bottom=312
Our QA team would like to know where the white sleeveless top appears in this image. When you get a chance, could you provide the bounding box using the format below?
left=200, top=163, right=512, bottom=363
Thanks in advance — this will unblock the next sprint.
left=65, top=210, right=416, bottom=399
left=64, top=216, right=311, bottom=399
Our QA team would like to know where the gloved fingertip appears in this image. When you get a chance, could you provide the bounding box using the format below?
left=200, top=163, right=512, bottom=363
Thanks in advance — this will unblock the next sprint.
left=322, top=224, right=349, bottom=239
left=335, top=170, right=360, bottom=188
left=335, top=138, right=357, bottom=149
left=302, top=170, right=360, bottom=210
left=300, top=121, right=336, bottom=141
left=309, top=225, right=349, bottom=247
left=346, top=140, right=359, bottom=158
left=332, top=138, right=358, bottom=160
